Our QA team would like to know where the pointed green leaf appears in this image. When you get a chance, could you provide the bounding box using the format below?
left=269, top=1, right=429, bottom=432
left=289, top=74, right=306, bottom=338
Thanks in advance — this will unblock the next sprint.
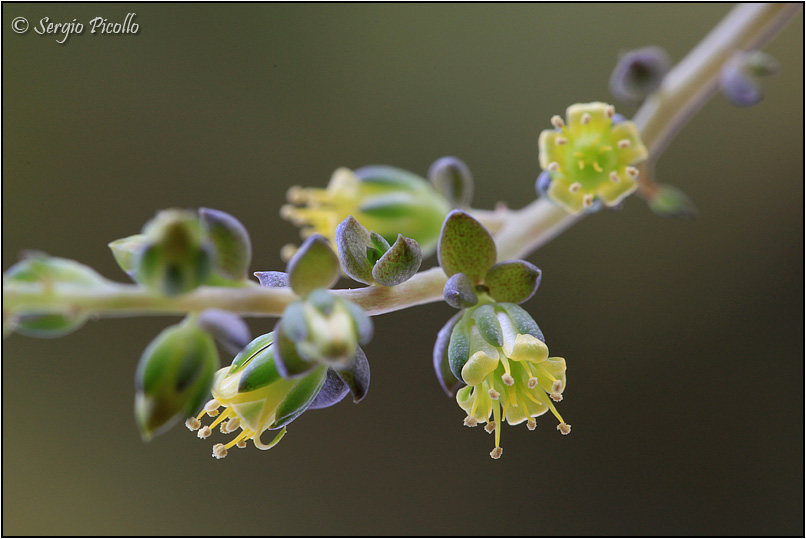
left=485, top=260, right=542, bottom=304
left=287, top=234, right=339, bottom=297
left=335, top=216, right=375, bottom=285
left=438, top=210, right=496, bottom=282
left=108, top=234, right=148, bottom=277
left=472, top=304, right=503, bottom=347
left=199, top=208, right=252, bottom=280
left=372, top=234, right=422, bottom=287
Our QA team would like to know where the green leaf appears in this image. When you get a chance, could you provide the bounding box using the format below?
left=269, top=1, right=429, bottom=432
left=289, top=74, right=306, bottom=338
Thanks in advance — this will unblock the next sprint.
left=238, top=343, right=282, bottom=393
left=199, top=208, right=252, bottom=280
left=369, top=231, right=391, bottom=259
left=485, top=260, right=542, bottom=304
left=335, top=216, right=375, bottom=285
left=437, top=210, right=496, bottom=282
left=334, top=347, right=371, bottom=403
left=443, top=272, right=478, bottom=309
left=648, top=184, right=698, bottom=219
left=254, top=271, right=289, bottom=288
left=447, top=313, right=471, bottom=382
left=498, top=303, right=545, bottom=343
left=108, top=234, right=148, bottom=277
left=287, top=234, right=339, bottom=297
left=229, top=332, right=274, bottom=373
left=472, top=304, right=503, bottom=347
left=428, top=156, right=474, bottom=209
left=271, top=366, right=328, bottom=428
left=372, top=234, right=422, bottom=287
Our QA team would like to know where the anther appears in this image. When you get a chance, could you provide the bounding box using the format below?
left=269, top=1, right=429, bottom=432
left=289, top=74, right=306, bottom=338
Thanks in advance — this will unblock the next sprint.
left=463, top=416, right=478, bottom=427
left=609, top=171, right=621, bottom=183
left=568, top=182, right=581, bottom=193
left=212, top=443, right=228, bottom=459
left=488, top=388, right=500, bottom=400
left=582, top=194, right=594, bottom=207
left=204, top=399, right=220, bottom=414
left=185, top=417, right=201, bottom=431
left=626, top=166, right=639, bottom=178
left=605, top=105, right=615, bottom=118
left=547, top=161, right=560, bottom=172
left=279, top=205, right=296, bottom=220
left=502, top=373, right=515, bottom=386
left=550, top=392, right=563, bottom=402
left=286, top=186, right=305, bottom=204
left=236, top=439, right=247, bottom=449
left=224, top=417, right=240, bottom=433
left=528, top=377, right=538, bottom=389
left=490, top=447, right=503, bottom=459
left=552, top=380, right=563, bottom=392
left=593, top=162, right=603, bottom=173
left=580, top=113, right=591, bottom=125
left=557, top=422, right=572, bottom=435
left=555, top=136, right=567, bottom=146
left=197, top=426, right=212, bottom=439
left=485, top=421, right=496, bottom=434
left=280, top=244, right=298, bottom=262
left=527, top=418, right=537, bottom=431
left=617, top=139, right=631, bottom=149
left=578, top=160, right=585, bottom=170
left=551, top=115, right=565, bottom=129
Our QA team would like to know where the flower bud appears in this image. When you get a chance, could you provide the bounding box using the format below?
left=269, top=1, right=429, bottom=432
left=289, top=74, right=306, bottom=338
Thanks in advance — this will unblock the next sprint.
left=428, top=156, right=474, bottom=209
left=196, top=309, right=251, bottom=355
left=134, top=320, right=220, bottom=440
left=282, top=166, right=450, bottom=255
left=609, top=46, right=671, bottom=103
left=108, top=234, right=149, bottom=278
left=3, top=253, right=108, bottom=338
left=720, top=51, right=779, bottom=107
left=647, top=183, right=698, bottom=219
left=136, top=209, right=213, bottom=296
left=274, top=290, right=372, bottom=376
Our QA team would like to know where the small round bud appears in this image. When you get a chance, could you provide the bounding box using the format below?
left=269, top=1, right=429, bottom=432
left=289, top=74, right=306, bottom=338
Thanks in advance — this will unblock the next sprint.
left=490, top=447, right=503, bottom=459
left=557, top=422, right=571, bottom=435
left=609, top=46, right=671, bottom=102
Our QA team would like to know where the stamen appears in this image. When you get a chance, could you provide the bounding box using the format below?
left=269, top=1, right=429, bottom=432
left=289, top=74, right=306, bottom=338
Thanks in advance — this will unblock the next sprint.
left=550, top=115, right=565, bottom=129
left=573, top=151, right=584, bottom=157
left=502, top=373, right=514, bottom=386
left=225, top=429, right=250, bottom=450
left=212, top=443, right=228, bottom=459
left=547, top=161, right=560, bottom=172
left=580, top=113, right=591, bottom=125
left=236, top=440, right=247, bottom=448
left=208, top=408, right=233, bottom=431
left=610, top=171, right=621, bottom=183
left=555, top=136, right=567, bottom=146
left=224, top=417, right=240, bottom=433
left=550, top=392, right=563, bottom=402
left=463, top=416, right=478, bottom=427
left=578, top=160, right=585, bottom=170
left=485, top=421, right=496, bottom=434
left=528, top=377, right=538, bottom=389
left=204, top=399, right=220, bottom=415
left=527, top=418, right=537, bottom=431
left=557, top=422, right=572, bottom=435
left=617, top=139, right=631, bottom=149
left=493, top=402, right=502, bottom=449
left=552, top=380, right=563, bottom=392
left=605, top=105, right=615, bottom=118
left=488, top=388, right=500, bottom=400
left=569, top=182, right=581, bottom=193
left=626, top=166, right=639, bottom=178
left=286, top=185, right=305, bottom=204
left=490, top=447, right=503, bottom=459
left=197, top=426, right=212, bottom=439
left=279, top=204, right=297, bottom=221
left=592, top=162, right=603, bottom=173
left=582, top=194, right=594, bottom=207
left=599, top=145, right=612, bottom=153
left=185, top=417, right=201, bottom=431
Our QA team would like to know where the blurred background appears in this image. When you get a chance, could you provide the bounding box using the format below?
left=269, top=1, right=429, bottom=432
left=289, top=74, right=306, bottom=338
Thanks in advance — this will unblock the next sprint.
left=2, top=3, right=803, bottom=536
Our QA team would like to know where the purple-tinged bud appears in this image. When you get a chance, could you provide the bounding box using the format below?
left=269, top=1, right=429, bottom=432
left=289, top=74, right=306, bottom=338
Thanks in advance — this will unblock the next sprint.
left=610, top=46, right=671, bottom=103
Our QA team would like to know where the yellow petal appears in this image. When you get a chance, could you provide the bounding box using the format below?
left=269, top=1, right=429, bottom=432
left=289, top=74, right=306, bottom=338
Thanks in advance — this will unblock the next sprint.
left=566, top=102, right=612, bottom=132
left=547, top=176, right=586, bottom=214
left=461, top=350, right=500, bottom=386
left=538, top=130, right=568, bottom=170
left=610, top=122, right=648, bottom=164
left=596, top=170, right=638, bottom=206
left=508, top=334, right=549, bottom=364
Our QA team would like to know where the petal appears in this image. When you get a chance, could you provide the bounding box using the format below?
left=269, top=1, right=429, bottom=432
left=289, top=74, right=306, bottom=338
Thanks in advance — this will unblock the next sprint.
left=307, top=368, right=350, bottom=410
left=596, top=168, right=638, bottom=206
left=566, top=102, right=612, bottom=132
left=547, top=176, right=586, bottom=215
left=434, top=313, right=465, bottom=397
left=508, top=334, right=549, bottom=364
left=461, top=350, right=500, bottom=386
left=610, top=122, right=648, bottom=164
left=333, top=346, right=371, bottom=403
left=538, top=129, right=568, bottom=170
left=537, top=357, right=567, bottom=395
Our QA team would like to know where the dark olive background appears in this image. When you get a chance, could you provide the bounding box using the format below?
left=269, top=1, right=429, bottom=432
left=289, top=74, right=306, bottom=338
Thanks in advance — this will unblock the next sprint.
left=2, top=4, right=803, bottom=536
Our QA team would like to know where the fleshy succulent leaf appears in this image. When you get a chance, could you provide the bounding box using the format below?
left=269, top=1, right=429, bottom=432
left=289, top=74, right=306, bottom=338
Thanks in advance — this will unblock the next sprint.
left=372, top=234, right=422, bottom=287
left=335, top=216, right=375, bottom=285
left=254, top=271, right=290, bottom=288
left=199, top=208, right=252, bottom=280
left=472, top=304, right=504, bottom=347
left=307, top=368, right=350, bottom=410
left=438, top=210, right=496, bottom=282
left=229, top=332, right=274, bottom=373
left=443, top=272, right=478, bottom=309
left=273, top=321, right=317, bottom=378
left=428, top=156, right=474, bottom=209
left=485, top=260, right=542, bottom=304
left=287, top=234, right=340, bottom=297
left=333, top=347, right=371, bottom=403
left=434, top=312, right=465, bottom=397
left=237, top=343, right=282, bottom=393
left=271, top=366, right=328, bottom=429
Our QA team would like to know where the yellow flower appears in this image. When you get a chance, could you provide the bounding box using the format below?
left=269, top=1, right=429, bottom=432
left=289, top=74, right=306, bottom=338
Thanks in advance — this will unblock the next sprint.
left=538, top=102, right=648, bottom=214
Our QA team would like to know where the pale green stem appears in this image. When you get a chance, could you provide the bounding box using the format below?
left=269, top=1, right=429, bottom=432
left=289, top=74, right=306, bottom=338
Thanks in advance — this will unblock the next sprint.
left=3, top=3, right=799, bottom=321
